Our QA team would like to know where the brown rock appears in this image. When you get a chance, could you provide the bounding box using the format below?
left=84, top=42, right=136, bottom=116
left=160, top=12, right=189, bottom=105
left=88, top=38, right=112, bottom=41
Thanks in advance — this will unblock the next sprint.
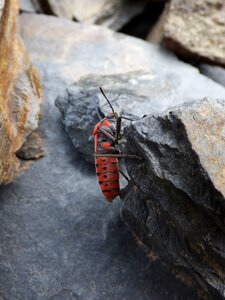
left=162, top=0, right=225, bottom=66
left=0, top=0, right=42, bottom=183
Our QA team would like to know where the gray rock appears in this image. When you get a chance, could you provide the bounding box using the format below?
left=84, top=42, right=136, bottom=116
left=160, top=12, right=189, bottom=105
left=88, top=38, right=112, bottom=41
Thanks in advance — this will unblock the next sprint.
left=122, top=98, right=225, bottom=298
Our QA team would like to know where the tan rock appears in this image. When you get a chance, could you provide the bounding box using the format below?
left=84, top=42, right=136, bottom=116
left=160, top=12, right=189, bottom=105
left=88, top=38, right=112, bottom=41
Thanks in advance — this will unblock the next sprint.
left=0, top=0, right=42, bottom=183
left=162, top=0, right=225, bottom=66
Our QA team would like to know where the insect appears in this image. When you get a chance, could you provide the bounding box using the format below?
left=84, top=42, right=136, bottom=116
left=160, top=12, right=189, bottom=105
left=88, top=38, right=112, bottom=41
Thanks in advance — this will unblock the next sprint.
left=93, top=87, right=140, bottom=202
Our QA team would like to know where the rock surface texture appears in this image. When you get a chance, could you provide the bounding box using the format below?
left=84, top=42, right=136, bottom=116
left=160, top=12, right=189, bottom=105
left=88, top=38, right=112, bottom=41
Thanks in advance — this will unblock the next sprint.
left=162, top=0, right=225, bottom=66
left=0, top=12, right=208, bottom=300
left=0, top=0, right=42, bottom=184
left=122, top=98, right=225, bottom=298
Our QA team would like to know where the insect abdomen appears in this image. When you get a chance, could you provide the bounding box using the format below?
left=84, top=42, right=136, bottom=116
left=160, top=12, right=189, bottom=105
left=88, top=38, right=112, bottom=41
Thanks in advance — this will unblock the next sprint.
left=95, top=156, right=120, bottom=202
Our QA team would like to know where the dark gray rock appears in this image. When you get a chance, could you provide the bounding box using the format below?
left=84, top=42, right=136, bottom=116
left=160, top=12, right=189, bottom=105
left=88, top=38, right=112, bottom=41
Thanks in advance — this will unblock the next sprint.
left=122, top=98, right=225, bottom=298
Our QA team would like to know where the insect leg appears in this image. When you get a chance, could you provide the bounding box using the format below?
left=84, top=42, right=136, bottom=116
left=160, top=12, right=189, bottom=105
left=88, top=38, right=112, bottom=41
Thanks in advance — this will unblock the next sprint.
left=119, top=169, right=130, bottom=182
left=98, top=127, right=116, bottom=143
left=115, top=116, right=122, bottom=143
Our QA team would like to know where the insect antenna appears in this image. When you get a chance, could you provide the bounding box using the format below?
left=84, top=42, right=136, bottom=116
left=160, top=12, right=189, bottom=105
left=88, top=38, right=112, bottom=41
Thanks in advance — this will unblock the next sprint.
left=99, top=87, right=116, bottom=116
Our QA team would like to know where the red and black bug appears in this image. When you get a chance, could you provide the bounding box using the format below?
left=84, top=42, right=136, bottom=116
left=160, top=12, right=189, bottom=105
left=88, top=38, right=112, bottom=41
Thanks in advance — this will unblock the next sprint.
left=93, top=87, right=139, bottom=202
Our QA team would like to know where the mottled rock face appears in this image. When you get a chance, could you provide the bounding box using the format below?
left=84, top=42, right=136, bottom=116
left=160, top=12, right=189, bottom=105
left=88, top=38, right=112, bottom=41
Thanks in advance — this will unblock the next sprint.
left=0, top=0, right=42, bottom=183
left=163, top=0, right=225, bottom=66
left=122, top=98, right=225, bottom=297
